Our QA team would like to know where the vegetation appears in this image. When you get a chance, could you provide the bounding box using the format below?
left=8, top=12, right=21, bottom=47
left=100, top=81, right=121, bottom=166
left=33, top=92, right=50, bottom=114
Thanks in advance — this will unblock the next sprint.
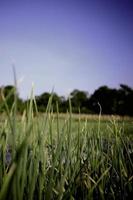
left=0, top=84, right=133, bottom=115
left=0, top=90, right=132, bottom=199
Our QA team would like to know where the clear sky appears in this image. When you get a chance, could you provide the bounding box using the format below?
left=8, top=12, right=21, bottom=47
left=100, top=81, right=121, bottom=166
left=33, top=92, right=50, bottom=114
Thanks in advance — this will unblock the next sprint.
left=0, top=0, right=133, bottom=99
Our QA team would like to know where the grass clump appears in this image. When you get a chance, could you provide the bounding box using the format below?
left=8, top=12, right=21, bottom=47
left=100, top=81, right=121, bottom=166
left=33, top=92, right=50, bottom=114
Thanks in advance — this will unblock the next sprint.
left=0, top=91, right=133, bottom=200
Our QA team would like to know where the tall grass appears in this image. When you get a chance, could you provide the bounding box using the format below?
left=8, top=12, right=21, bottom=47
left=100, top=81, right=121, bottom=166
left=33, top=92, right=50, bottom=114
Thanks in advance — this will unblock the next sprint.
left=0, top=91, right=133, bottom=200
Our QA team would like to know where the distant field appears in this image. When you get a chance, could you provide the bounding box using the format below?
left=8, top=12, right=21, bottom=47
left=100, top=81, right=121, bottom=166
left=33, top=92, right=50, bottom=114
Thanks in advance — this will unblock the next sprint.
left=38, top=113, right=133, bottom=138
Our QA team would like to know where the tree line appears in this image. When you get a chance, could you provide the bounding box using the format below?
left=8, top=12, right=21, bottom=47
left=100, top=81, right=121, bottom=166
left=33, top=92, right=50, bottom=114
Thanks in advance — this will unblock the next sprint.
left=0, top=84, right=133, bottom=116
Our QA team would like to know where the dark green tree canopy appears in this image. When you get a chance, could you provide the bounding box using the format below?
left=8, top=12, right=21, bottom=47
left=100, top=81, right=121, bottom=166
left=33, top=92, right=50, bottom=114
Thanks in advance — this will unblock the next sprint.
left=0, top=84, right=133, bottom=115
left=88, top=86, right=118, bottom=114
left=69, top=89, right=89, bottom=113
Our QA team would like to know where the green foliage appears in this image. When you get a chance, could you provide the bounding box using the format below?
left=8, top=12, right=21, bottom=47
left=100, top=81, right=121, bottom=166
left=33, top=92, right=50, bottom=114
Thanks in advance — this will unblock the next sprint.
left=88, top=84, right=133, bottom=116
left=0, top=93, right=132, bottom=199
left=35, top=92, right=61, bottom=112
left=0, top=84, right=133, bottom=115
left=69, top=89, right=89, bottom=113
left=0, top=85, right=16, bottom=111
left=88, top=86, right=118, bottom=114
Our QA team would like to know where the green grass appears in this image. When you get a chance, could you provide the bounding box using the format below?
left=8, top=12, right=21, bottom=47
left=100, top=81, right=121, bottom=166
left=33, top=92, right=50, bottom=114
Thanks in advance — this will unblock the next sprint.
left=0, top=94, right=133, bottom=200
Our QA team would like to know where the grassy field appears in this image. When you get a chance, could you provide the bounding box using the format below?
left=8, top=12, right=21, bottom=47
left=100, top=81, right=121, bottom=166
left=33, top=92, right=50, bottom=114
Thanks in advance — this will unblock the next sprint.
left=0, top=96, right=133, bottom=200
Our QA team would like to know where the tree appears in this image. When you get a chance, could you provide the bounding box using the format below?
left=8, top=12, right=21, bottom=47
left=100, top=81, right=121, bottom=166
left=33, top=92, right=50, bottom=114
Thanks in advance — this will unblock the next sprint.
left=1, top=85, right=16, bottom=110
left=69, top=89, right=89, bottom=113
left=1, top=84, right=133, bottom=115
left=117, top=84, right=133, bottom=116
left=88, top=86, right=118, bottom=114
left=0, top=85, right=24, bottom=112
left=35, top=92, right=62, bottom=112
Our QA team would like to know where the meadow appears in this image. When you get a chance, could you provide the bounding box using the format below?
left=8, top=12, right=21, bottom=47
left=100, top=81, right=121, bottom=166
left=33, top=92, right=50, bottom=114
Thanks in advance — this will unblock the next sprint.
left=0, top=95, right=133, bottom=200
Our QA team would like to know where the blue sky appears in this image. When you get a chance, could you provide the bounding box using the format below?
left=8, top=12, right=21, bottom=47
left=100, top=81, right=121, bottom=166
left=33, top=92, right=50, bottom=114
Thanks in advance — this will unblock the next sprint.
left=0, top=0, right=133, bottom=99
